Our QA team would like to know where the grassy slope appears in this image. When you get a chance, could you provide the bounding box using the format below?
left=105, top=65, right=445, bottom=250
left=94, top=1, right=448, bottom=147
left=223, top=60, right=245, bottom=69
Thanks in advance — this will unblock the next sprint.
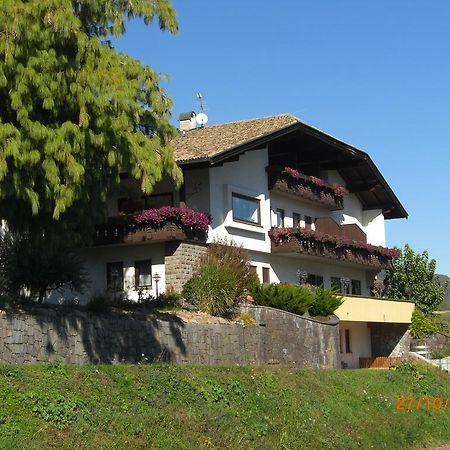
left=0, top=364, right=449, bottom=450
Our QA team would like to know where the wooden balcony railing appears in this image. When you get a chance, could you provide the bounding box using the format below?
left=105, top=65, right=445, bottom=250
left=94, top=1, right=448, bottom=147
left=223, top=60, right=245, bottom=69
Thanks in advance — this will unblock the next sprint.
left=269, top=227, right=398, bottom=269
left=267, top=166, right=344, bottom=210
left=94, top=222, right=207, bottom=246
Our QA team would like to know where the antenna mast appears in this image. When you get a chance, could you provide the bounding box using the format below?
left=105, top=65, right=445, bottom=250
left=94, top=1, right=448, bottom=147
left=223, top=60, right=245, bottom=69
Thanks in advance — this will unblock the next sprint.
left=195, top=92, right=208, bottom=127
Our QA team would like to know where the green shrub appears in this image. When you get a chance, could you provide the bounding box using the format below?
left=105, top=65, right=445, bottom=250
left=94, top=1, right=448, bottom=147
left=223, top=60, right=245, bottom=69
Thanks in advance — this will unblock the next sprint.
left=308, top=287, right=343, bottom=316
left=182, top=262, right=238, bottom=316
left=205, top=238, right=260, bottom=299
left=86, top=293, right=111, bottom=313
left=252, top=283, right=314, bottom=315
left=409, top=309, right=438, bottom=340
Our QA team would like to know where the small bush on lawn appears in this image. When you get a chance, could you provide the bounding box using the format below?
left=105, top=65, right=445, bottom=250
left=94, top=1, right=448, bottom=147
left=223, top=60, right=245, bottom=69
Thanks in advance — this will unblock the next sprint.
left=182, top=262, right=238, bottom=316
left=252, top=283, right=315, bottom=315
left=409, top=309, right=438, bottom=340
left=309, top=287, right=343, bottom=316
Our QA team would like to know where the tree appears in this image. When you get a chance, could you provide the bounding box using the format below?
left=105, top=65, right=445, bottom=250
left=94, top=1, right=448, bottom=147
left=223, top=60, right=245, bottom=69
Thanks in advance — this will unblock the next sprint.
left=0, top=230, right=89, bottom=303
left=0, top=0, right=182, bottom=241
left=384, top=244, right=448, bottom=314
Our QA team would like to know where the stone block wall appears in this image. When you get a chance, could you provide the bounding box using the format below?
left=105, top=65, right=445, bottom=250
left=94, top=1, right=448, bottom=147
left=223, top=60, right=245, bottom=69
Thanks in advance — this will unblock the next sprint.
left=0, top=306, right=340, bottom=368
left=164, top=241, right=208, bottom=293
left=368, top=323, right=411, bottom=357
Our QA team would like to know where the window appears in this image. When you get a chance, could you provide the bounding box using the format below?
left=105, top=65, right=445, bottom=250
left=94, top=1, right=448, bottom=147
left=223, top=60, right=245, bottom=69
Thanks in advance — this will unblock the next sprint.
left=249, top=265, right=257, bottom=274
left=107, top=262, right=124, bottom=291
left=307, top=274, right=324, bottom=287
left=262, top=267, right=270, bottom=284
left=331, top=277, right=341, bottom=291
left=351, top=280, right=361, bottom=295
left=276, top=208, right=285, bottom=227
left=118, top=197, right=144, bottom=213
left=345, top=329, right=351, bottom=353
left=144, top=193, right=173, bottom=209
left=135, top=260, right=152, bottom=288
left=232, top=193, right=260, bottom=225
left=331, top=276, right=351, bottom=294
left=305, top=215, right=313, bottom=229
left=293, top=212, right=301, bottom=228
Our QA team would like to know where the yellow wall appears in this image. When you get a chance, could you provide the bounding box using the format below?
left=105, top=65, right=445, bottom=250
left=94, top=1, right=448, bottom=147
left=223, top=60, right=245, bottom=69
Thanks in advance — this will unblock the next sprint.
left=335, top=296, right=414, bottom=324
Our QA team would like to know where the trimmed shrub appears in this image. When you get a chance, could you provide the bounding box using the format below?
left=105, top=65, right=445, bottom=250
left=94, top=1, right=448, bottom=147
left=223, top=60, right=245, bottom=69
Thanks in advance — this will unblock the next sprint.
left=308, top=287, right=343, bottom=316
left=182, top=262, right=238, bottom=316
left=253, top=283, right=343, bottom=317
left=253, top=283, right=315, bottom=316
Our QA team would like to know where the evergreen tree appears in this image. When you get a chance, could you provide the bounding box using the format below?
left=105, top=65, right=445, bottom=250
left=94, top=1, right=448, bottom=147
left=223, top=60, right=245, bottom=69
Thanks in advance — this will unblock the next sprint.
left=385, top=244, right=448, bottom=314
left=0, top=0, right=181, bottom=241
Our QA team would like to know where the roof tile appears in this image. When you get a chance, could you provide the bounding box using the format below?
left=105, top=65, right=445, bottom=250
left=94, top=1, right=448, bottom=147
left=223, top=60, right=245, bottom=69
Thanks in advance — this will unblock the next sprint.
left=172, top=113, right=298, bottom=162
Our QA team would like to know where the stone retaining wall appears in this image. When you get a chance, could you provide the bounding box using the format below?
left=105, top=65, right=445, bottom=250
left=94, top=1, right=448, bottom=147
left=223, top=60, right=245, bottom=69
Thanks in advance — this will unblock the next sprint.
left=0, top=305, right=340, bottom=368
left=164, top=241, right=207, bottom=293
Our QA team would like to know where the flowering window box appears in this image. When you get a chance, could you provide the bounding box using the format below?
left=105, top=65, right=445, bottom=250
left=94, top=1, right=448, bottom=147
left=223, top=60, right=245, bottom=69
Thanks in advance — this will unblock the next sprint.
left=94, top=206, right=210, bottom=245
left=267, top=166, right=347, bottom=210
left=269, top=227, right=399, bottom=269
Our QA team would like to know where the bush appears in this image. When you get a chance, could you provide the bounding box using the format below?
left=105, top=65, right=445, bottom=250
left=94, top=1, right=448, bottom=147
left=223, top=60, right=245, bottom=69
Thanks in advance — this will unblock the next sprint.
left=0, top=231, right=89, bottom=303
left=86, top=293, right=111, bottom=313
left=409, top=309, right=438, bottom=340
left=253, top=283, right=343, bottom=317
left=205, top=239, right=260, bottom=300
left=253, top=283, right=315, bottom=315
left=309, top=287, right=343, bottom=316
left=182, top=262, right=238, bottom=316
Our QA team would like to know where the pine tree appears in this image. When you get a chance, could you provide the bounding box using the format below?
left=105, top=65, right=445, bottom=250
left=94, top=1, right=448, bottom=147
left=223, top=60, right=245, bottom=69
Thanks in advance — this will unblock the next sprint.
left=0, top=0, right=181, bottom=241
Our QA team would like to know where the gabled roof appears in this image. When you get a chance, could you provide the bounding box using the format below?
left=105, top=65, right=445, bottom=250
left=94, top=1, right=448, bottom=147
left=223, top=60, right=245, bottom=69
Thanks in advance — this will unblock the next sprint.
left=172, top=114, right=298, bottom=163
left=171, top=114, right=407, bottom=220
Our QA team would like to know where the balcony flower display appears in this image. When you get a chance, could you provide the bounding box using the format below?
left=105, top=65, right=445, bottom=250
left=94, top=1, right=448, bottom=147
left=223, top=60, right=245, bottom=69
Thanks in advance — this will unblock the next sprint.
left=269, top=227, right=400, bottom=268
left=95, top=206, right=211, bottom=245
left=267, top=166, right=348, bottom=210
left=132, top=206, right=211, bottom=232
left=283, top=167, right=349, bottom=196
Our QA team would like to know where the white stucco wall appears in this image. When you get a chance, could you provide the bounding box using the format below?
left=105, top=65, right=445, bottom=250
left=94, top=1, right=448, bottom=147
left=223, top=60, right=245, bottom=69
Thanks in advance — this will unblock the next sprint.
left=248, top=252, right=372, bottom=295
left=269, top=192, right=327, bottom=229
left=328, top=171, right=385, bottom=246
left=184, top=167, right=210, bottom=212
left=50, top=243, right=166, bottom=305
left=339, top=321, right=372, bottom=368
left=208, top=148, right=271, bottom=253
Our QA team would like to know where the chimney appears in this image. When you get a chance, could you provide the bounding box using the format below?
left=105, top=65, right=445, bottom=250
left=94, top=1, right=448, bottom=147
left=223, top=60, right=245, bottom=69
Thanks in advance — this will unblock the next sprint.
left=179, top=111, right=196, bottom=132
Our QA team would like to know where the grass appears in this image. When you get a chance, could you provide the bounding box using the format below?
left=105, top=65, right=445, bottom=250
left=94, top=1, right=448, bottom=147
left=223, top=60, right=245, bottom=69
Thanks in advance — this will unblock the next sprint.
left=0, top=363, right=449, bottom=449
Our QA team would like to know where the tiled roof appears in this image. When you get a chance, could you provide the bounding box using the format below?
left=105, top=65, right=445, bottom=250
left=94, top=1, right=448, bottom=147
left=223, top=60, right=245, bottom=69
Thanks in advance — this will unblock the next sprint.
left=171, top=113, right=299, bottom=162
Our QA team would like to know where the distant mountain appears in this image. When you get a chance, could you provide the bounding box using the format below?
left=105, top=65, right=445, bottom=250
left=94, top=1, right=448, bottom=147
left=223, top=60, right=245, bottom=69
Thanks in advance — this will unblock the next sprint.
left=437, top=274, right=450, bottom=311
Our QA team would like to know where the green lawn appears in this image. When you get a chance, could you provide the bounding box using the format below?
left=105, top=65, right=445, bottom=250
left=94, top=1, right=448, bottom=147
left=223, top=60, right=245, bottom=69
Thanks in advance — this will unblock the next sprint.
left=0, top=363, right=449, bottom=449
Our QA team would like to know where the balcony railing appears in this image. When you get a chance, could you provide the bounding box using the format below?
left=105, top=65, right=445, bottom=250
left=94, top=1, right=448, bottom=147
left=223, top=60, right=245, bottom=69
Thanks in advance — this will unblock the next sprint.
left=267, top=166, right=345, bottom=210
left=269, top=227, right=399, bottom=269
left=94, top=206, right=210, bottom=246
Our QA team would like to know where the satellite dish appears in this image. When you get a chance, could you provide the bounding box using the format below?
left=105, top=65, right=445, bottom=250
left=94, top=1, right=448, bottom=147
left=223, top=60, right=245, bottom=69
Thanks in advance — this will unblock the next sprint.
left=196, top=112, right=208, bottom=126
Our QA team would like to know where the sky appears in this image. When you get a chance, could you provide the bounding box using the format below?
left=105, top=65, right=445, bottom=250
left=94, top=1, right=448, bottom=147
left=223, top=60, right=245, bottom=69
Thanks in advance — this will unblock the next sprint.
left=113, top=0, right=450, bottom=275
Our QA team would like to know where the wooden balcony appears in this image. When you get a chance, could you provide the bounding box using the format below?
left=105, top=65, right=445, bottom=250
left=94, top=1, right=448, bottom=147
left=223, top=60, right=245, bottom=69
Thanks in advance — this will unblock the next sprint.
left=269, top=222, right=397, bottom=269
left=94, top=222, right=207, bottom=246
left=267, top=166, right=344, bottom=210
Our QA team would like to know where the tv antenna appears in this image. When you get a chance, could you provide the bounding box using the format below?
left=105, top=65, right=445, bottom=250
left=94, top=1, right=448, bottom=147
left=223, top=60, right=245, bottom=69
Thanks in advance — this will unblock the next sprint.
left=195, top=92, right=208, bottom=127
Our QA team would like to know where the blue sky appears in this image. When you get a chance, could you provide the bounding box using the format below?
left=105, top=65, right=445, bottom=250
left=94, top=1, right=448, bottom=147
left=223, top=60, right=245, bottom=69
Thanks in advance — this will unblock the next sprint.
left=114, top=0, right=450, bottom=275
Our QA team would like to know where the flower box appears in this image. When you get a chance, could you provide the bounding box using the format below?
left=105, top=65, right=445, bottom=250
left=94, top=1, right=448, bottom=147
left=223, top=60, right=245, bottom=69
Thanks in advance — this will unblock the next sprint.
left=269, top=227, right=399, bottom=269
left=267, top=166, right=346, bottom=210
left=94, top=206, right=210, bottom=245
